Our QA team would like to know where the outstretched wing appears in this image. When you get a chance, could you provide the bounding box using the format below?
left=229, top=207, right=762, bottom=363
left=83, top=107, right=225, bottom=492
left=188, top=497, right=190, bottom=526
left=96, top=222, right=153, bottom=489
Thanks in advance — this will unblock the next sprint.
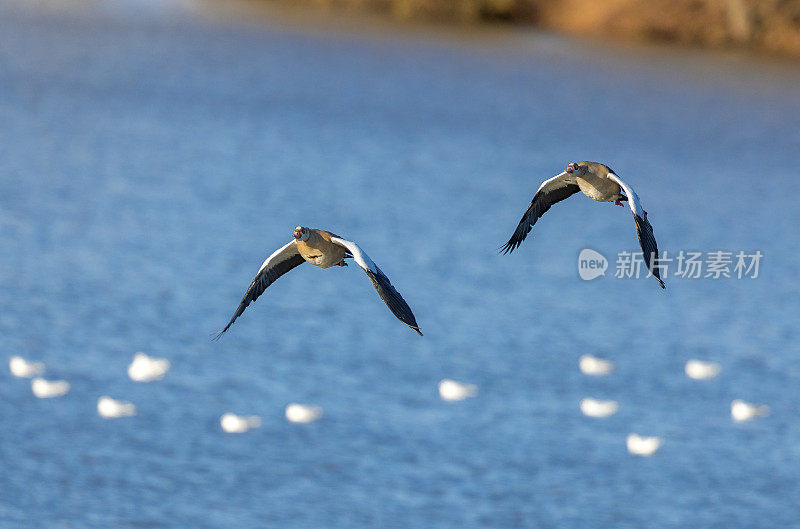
left=500, top=171, right=580, bottom=254
left=330, top=236, right=422, bottom=336
left=214, top=240, right=306, bottom=338
left=607, top=173, right=665, bottom=289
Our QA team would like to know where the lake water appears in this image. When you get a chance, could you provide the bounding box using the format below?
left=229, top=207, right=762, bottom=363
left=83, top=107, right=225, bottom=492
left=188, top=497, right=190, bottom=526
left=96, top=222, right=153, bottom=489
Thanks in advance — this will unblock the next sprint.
left=1, top=1, right=799, bottom=527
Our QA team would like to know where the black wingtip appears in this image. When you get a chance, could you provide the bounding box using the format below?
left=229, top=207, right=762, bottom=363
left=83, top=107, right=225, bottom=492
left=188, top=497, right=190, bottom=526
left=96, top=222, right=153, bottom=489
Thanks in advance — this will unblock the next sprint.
left=498, top=241, right=516, bottom=255
left=211, top=328, right=228, bottom=341
left=657, top=278, right=666, bottom=289
left=365, top=268, right=424, bottom=336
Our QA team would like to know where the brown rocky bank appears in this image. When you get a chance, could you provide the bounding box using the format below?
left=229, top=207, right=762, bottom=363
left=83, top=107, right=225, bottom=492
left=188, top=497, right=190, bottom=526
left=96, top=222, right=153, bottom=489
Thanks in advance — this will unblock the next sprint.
left=266, top=0, right=800, bottom=57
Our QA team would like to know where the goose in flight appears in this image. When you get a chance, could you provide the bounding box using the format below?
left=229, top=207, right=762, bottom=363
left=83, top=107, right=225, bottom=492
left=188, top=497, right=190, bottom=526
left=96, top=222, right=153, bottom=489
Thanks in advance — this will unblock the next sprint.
left=215, top=227, right=422, bottom=337
left=501, top=161, right=665, bottom=288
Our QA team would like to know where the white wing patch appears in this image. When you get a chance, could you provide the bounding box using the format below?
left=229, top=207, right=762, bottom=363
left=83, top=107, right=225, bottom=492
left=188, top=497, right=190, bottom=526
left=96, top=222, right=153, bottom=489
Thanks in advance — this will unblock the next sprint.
left=213, top=239, right=304, bottom=338
left=607, top=173, right=643, bottom=219
left=606, top=172, right=665, bottom=289
left=329, top=235, right=422, bottom=334
left=537, top=171, right=575, bottom=194
left=257, top=240, right=299, bottom=274
left=329, top=237, right=378, bottom=274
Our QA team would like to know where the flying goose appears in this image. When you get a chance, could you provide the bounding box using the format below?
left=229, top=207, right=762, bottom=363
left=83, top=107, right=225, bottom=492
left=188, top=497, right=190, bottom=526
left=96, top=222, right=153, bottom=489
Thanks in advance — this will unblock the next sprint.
left=501, top=161, right=665, bottom=288
left=215, top=226, right=422, bottom=337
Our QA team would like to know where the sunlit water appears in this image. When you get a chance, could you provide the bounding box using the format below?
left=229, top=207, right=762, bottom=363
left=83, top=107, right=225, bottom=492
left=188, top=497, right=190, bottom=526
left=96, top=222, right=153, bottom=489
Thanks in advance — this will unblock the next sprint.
left=1, top=1, right=799, bottom=527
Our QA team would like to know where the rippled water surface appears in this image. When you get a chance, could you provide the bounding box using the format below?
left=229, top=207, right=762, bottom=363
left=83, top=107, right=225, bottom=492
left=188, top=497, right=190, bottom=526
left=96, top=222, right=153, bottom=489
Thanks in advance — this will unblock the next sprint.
left=1, top=2, right=799, bottom=527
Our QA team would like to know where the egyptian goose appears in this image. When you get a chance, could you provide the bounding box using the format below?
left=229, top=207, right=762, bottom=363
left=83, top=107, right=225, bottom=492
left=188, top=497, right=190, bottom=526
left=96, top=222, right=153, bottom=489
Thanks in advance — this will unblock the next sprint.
left=501, top=161, right=665, bottom=288
left=216, top=227, right=422, bottom=336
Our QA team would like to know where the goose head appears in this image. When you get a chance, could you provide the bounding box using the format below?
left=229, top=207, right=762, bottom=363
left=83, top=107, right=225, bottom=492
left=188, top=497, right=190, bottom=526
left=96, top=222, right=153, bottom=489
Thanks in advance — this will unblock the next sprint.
left=566, top=161, right=588, bottom=176
left=293, top=226, right=310, bottom=242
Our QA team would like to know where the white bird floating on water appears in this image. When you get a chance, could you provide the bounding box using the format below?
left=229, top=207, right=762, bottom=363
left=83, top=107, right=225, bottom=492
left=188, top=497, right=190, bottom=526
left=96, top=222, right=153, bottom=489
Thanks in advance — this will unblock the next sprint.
left=627, top=433, right=662, bottom=456
left=579, top=355, right=614, bottom=376
left=285, top=403, right=323, bottom=423
left=438, top=379, right=478, bottom=402
left=580, top=398, right=619, bottom=418
left=220, top=413, right=262, bottom=433
left=685, top=360, right=721, bottom=380
left=127, top=352, right=170, bottom=382
left=31, top=377, right=70, bottom=398
left=9, top=356, right=45, bottom=378
left=731, top=399, right=769, bottom=422
left=97, top=396, right=137, bottom=418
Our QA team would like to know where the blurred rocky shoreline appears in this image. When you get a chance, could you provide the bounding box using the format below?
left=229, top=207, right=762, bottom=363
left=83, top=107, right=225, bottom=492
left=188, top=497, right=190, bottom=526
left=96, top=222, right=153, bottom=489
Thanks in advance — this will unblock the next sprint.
left=264, top=0, right=800, bottom=57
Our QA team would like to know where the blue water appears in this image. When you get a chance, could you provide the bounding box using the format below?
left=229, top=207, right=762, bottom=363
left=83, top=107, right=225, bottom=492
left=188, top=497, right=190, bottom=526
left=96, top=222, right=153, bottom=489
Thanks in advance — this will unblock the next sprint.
left=1, top=2, right=799, bottom=527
